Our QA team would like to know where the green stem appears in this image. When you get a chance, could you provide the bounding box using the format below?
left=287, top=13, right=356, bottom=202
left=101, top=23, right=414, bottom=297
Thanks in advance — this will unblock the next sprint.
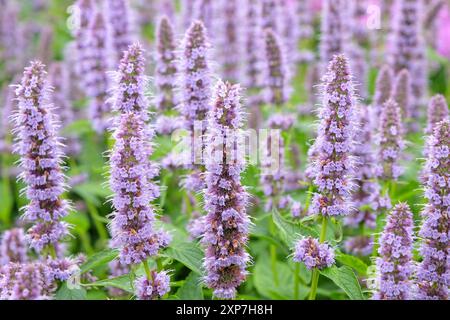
left=308, top=217, right=328, bottom=300
left=86, top=201, right=108, bottom=243
left=304, top=184, right=314, bottom=213
left=269, top=217, right=279, bottom=286
left=294, top=263, right=300, bottom=300
left=142, top=260, right=152, bottom=281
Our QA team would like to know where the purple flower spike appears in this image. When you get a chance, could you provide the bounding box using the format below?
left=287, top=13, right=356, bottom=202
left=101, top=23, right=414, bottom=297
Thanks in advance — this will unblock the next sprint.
left=193, top=0, right=214, bottom=33
left=84, top=11, right=111, bottom=133
left=106, top=0, right=132, bottom=62
left=109, top=112, right=168, bottom=266
left=293, top=237, right=335, bottom=270
left=263, top=29, right=290, bottom=106
left=13, top=61, right=69, bottom=252
left=390, top=0, right=427, bottom=116
left=344, top=236, right=373, bottom=257
left=416, top=120, right=450, bottom=300
left=310, top=54, right=356, bottom=217
left=373, top=65, right=394, bottom=126
left=0, top=228, right=28, bottom=265
left=319, top=0, right=350, bottom=72
left=376, top=99, right=405, bottom=181
left=73, top=0, right=94, bottom=81
left=178, top=20, right=212, bottom=134
left=425, top=95, right=449, bottom=135
left=111, top=43, right=148, bottom=120
left=155, top=16, right=178, bottom=112
left=243, top=0, right=264, bottom=89
left=392, top=69, right=411, bottom=121
left=202, top=81, right=251, bottom=299
left=262, top=0, right=280, bottom=33
left=135, top=270, right=170, bottom=300
left=373, top=203, right=414, bottom=300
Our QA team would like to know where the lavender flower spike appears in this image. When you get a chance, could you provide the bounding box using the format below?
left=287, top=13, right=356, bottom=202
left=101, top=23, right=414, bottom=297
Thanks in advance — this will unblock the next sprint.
left=202, top=81, right=251, bottom=299
left=0, top=228, right=28, bottom=265
left=416, top=120, right=450, bottom=300
left=373, top=203, right=414, bottom=300
left=376, top=99, right=405, bottom=181
left=155, top=16, right=178, bottom=112
left=425, top=95, right=449, bottom=135
left=391, top=69, right=411, bottom=123
left=84, top=11, right=111, bottom=133
left=135, top=270, right=170, bottom=300
left=310, top=54, right=356, bottom=217
left=373, top=65, right=394, bottom=126
left=105, top=0, right=132, bottom=62
left=263, top=29, right=290, bottom=106
left=13, top=61, right=69, bottom=252
left=179, top=20, right=212, bottom=134
left=109, top=44, right=169, bottom=265
left=293, top=237, right=335, bottom=270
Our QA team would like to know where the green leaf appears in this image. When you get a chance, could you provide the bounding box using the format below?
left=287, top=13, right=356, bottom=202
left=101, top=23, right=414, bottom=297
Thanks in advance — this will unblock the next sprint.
left=335, top=251, right=368, bottom=276
left=80, top=249, right=118, bottom=274
left=319, top=265, right=365, bottom=300
left=163, top=242, right=203, bottom=275
left=63, top=119, right=94, bottom=135
left=254, top=255, right=309, bottom=300
left=83, top=274, right=134, bottom=293
left=272, top=209, right=319, bottom=247
left=0, top=178, right=13, bottom=225
left=55, top=282, right=87, bottom=300
left=176, top=272, right=204, bottom=300
left=73, top=182, right=111, bottom=207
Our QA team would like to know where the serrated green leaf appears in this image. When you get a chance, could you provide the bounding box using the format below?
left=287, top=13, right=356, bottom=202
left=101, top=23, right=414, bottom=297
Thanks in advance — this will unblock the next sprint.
left=163, top=242, right=203, bottom=275
left=176, top=272, right=204, bottom=300
left=335, top=251, right=368, bottom=276
left=55, top=282, right=87, bottom=300
left=319, top=265, right=365, bottom=300
left=272, top=209, right=319, bottom=247
left=80, top=249, right=118, bottom=274
left=84, top=274, right=134, bottom=293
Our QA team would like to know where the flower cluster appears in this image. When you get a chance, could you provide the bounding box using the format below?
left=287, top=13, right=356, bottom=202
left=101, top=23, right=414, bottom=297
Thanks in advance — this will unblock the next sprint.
left=310, top=54, right=356, bottom=217
left=73, top=0, right=94, bottom=85
left=425, top=94, right=449, bottom=135
left=0, top=228, right=28, bottom=265
left=263, top=29, right=290, bottom=106
left=372, top=65, right=394, bottom=127
left=416, top=120, right=449, bottom=300
left=13, top=61, right=70, bottom=252
left=376, top=99, right=405, bottom=181
left=135, top=270, right=170, bottom=300
left=293, top=237, right=335, bottom=270
left=391, top=69, right=411, bottom=123
left=344, top=236, right=373, bottom=257
left=154, top=16, right=178, bottom=113
left=202, top=81, right=251, bottom=299
left=84, top=11, right=111, bottom=133
left=373, top=203, right=414, bottom=300
left=105, top=0, right=132, bottom=62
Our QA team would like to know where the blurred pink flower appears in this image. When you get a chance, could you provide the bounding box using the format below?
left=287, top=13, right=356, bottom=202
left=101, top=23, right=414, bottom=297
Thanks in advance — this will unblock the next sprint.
left=437, top=5, right=450, bottom=59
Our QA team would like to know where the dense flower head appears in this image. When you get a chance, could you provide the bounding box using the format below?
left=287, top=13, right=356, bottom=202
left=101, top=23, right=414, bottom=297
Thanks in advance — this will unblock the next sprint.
left=375, top=99, right=405, bottom=181
left=319, top=0, right=350, bottom=72
left=0, top=261, right=56, bottom=300
left=215, top=0, right=242, bottom=82
left=135, top=270, right=170, bottom=300
left=344, top=235, right=373, bottom=257
left=261, top=0, right=280, bottom=33
left=111, top=43, right=148, bottom=121
left=202, top=81, right=251, bottom=299
left=243, top=0, right=264, bottom=89
left=416, top=120, right=450, bottom=300
left=293, top=237, right=335, bottom=270
left=345, top=104, right=389, bottom=228
left=373, top=203, right=414, bottom=300
left=84, top=11, right=111, bottom=133
left=0, top=228, right=28, bottom=265
left=373, top=65, right=394, bottom=126
left=391, top=69, right=411, bottom=123
left=425, top=94, right=449, bottom=135
left=105, top=0, right=132, bottom=62
left=155, top=16, right=178, bottom=112
left=263, top=29, right=290, bottom=106
left=192, top=0, right=214, bottom=33
left=178, top=20, right=212, bottom=133
left=73, top=0, right=94, bottom=82
left=390, top=0, right=427, bottom=111
left=13, top=61, right=69, bottom=252
left=109, top=112, right=169, bottom=265
left=310, top=54, right=356, bottom=217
